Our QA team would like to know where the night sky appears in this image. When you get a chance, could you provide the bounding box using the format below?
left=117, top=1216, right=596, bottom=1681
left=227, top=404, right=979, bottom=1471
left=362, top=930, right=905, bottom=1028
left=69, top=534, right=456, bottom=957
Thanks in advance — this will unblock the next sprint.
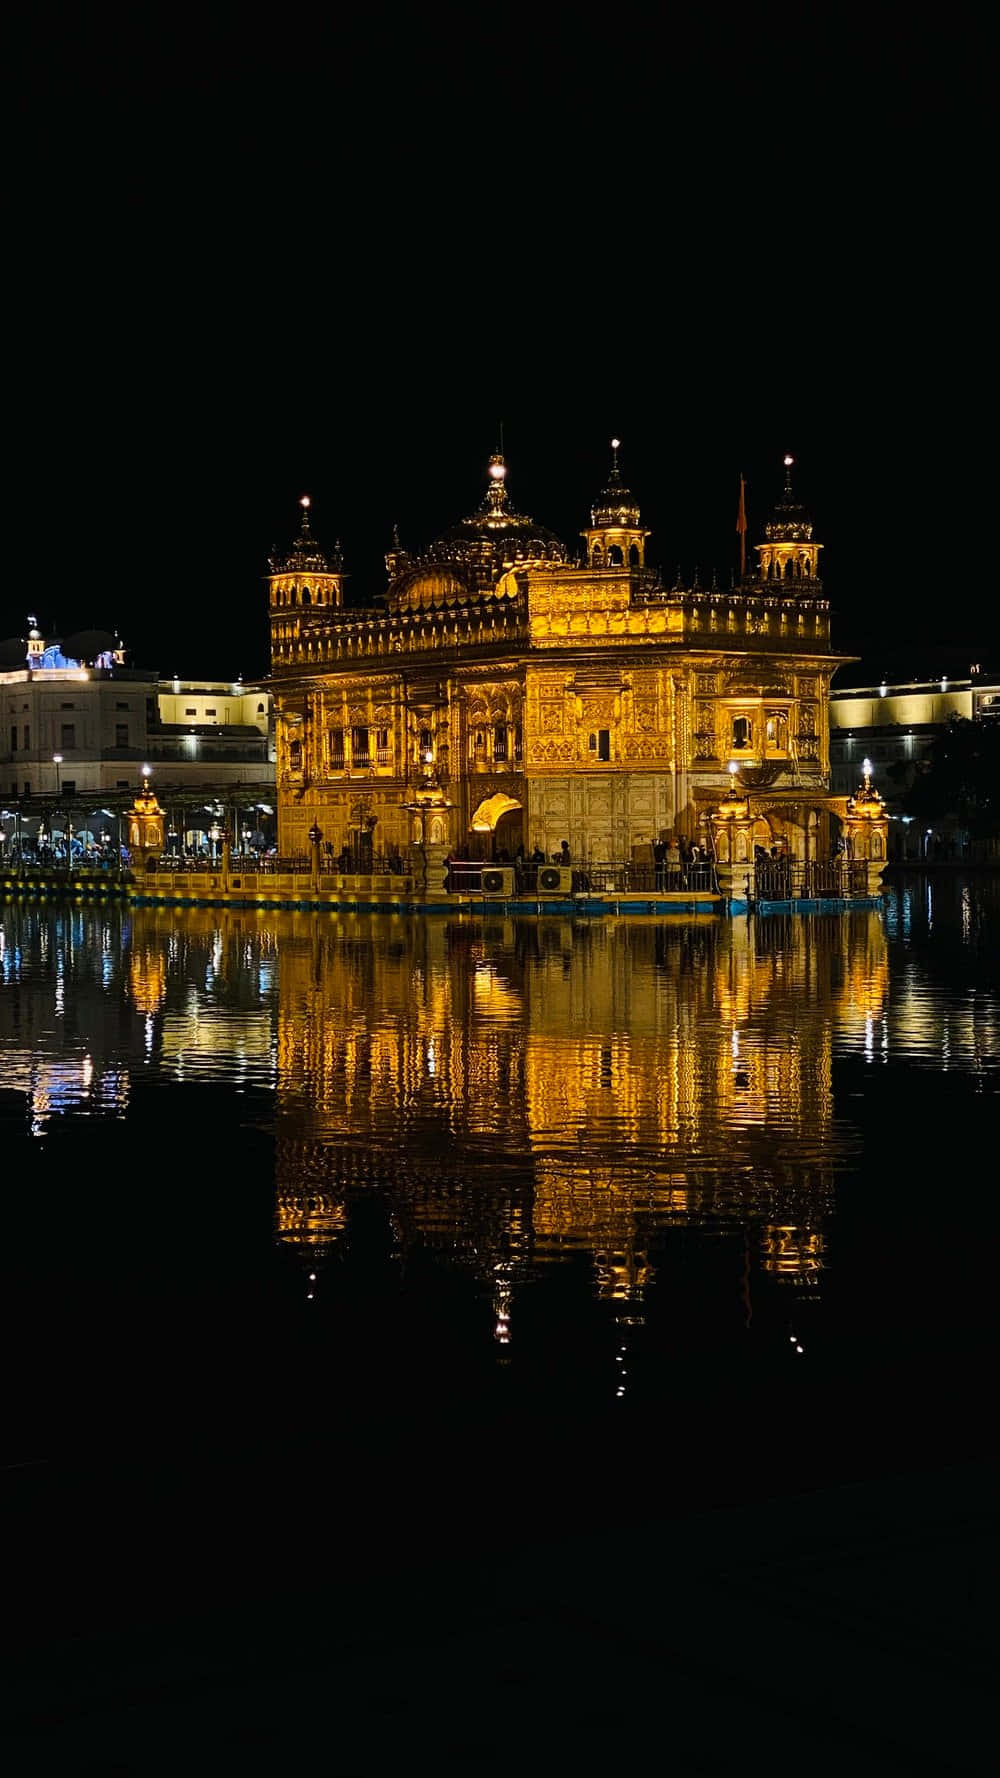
left=6, top=6, right=992, bottom=686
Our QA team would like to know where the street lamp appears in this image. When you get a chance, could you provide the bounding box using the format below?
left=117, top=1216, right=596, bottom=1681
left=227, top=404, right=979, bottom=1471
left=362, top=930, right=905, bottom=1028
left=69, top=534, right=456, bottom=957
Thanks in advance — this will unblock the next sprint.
left=52, top=753, right=62, bottom=797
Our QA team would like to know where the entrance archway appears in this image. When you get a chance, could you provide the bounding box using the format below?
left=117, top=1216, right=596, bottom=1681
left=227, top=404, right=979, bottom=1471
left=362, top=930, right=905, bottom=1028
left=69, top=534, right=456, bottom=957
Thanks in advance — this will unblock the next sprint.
left=468, top=792, right=523, bottom=860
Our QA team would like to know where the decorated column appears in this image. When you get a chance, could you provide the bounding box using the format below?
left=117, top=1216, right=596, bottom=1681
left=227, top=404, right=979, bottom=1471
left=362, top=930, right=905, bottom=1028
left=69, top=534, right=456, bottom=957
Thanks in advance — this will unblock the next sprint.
left=844, top=762, right=889, bottom=893
left=709, top=764, right=756, bottom=904
left=127, top=775, right=165, bottom=872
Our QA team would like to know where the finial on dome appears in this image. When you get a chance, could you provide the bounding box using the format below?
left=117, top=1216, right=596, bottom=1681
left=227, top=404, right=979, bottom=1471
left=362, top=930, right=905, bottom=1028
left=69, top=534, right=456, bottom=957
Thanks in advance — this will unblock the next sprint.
left=485, top=452, right=510, bottom=518
left=610, top=437, right=621, bottom=475
left=782, top=454, right=794, bottom=492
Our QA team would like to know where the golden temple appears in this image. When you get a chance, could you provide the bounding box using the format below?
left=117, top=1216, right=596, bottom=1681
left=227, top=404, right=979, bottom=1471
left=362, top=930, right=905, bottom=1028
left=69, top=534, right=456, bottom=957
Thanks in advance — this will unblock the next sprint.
left=269, top=448, right=866, bottom=877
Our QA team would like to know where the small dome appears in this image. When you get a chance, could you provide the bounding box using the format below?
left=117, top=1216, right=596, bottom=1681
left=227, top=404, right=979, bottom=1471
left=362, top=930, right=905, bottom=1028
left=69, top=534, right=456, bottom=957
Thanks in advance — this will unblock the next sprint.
left=428, top=454, right=567, bottom=566
left=386, top=453, right=567, bottom=614
left=765, top=458, right=814, bottom=542
left=591, top=468, right=640, bottom=529
left=589, top=443, right=641, bottom=529
left=63, top=628, right=116, bottom=662
left=269, top=499, right=343, bottom=575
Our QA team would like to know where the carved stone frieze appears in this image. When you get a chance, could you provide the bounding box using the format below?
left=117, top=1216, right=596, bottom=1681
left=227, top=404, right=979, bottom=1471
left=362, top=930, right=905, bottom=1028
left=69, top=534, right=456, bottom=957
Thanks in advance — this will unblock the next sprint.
left=528, top=739, right=577, bottom=765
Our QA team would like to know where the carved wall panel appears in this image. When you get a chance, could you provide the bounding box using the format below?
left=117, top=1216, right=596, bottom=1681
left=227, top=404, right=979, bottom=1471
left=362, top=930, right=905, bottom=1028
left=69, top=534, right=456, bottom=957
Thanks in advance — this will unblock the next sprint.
left=529, top=738, right=577, bottom=765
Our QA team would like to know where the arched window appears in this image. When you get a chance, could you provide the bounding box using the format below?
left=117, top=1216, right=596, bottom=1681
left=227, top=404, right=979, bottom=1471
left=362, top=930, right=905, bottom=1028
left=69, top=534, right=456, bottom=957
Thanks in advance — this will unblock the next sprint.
left=765, top=710, right=788, bottom=752
left=592, top=544, right=603, bottom=564
left=289, top=739, right=302, bottom=770
left=609, top=544, right=624, bottom=566
left=629, top=543, right=640, bottom=567
left=732, top=715, right=752, bottom=750
left=493, top=722, right=508, bottom=761
left=784, top=559, right=794, bottom=580
left=302, top=586, right=311, bottom=605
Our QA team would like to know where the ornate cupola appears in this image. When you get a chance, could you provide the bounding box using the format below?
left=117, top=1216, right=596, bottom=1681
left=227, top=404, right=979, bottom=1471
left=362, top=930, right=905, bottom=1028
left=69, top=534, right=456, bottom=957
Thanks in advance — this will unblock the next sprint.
left=268, top=496, right=346, bottom=615
left=581, top=439, right=650, bottom=569
left=754, top=455, right=823, bottom=585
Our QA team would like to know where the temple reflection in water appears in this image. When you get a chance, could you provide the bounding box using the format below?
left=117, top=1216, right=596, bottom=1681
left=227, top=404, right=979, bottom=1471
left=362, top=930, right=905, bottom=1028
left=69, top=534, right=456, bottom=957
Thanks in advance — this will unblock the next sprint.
left=272, top=910, right=889, bottom=1330
left=0, top=899, right=893, bottom=1335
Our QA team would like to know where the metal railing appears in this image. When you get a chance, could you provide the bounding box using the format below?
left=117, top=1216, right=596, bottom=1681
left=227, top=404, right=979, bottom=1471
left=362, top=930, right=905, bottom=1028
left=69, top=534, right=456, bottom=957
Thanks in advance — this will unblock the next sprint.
left=753, top=860, right=870, bottom=899
left=150, top=850, right=411, bottom=877
left=152, top=853, right=309, bottom=874
left=583, top=862, right=718, bottom=895
left=444, top=860, right=718, bottom=896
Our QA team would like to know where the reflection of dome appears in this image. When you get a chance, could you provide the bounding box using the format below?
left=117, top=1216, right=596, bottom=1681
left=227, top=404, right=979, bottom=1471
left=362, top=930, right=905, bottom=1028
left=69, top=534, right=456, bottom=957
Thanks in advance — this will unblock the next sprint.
left=387, top=454, right=567, bottom=614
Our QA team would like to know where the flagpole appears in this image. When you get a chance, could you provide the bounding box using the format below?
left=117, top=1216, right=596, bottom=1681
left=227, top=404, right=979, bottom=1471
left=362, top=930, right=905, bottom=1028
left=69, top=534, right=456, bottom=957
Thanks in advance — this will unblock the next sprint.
left=736, top=474, right=747, bottom=581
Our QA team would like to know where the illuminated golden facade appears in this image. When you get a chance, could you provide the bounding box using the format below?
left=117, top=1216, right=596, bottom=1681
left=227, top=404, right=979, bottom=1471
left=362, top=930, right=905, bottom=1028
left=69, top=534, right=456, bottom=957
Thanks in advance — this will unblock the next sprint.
left=269, top=450, right=846, bottom=867
left=271, top=909, right=890, bottom=1317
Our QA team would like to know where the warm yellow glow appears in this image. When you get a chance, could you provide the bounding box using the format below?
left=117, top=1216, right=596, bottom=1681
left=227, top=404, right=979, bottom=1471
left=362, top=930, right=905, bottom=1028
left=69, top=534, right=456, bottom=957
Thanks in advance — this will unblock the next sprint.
left=266, top=912, right=892, bottom=1292
left=469, top=792, right=522, bottom=833
left=268, top=456, right=842, bottom=867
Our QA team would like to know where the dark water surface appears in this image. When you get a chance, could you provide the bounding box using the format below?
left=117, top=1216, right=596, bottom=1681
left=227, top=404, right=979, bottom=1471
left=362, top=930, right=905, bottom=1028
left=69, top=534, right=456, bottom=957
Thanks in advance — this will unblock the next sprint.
left=2, top=876, right=997, bottom=1762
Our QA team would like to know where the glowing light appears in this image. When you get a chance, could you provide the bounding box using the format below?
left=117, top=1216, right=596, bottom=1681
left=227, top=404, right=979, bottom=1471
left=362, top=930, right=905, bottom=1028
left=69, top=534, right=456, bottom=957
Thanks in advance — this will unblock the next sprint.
left=142, top=764, right=151, bottom=777
left=300, top=495, right=311, bottom=508
left=52, top=753, right=63, bottom=765
left=862, top=758, right=873, bottom=777
left=783, top=453, right=794, bottom=467
left=611, top=437, right=621, bottom=449
left=489, top=461, right=506, bottom=480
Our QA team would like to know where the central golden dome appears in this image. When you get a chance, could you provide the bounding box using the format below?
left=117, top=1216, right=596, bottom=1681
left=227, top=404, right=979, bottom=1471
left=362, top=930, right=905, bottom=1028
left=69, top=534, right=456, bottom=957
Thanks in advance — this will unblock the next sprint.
left=386, top=454, right=568, bottom=615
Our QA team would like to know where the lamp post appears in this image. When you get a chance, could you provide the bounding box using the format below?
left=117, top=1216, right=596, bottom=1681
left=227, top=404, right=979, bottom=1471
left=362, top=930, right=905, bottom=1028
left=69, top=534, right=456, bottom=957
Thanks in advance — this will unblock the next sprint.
left=52, top=752, right=62, bottom=798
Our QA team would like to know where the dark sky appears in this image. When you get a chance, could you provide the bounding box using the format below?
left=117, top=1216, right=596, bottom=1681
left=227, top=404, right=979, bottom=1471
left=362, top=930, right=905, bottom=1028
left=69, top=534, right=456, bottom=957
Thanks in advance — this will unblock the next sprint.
left=5, top=5, right=993, bottom=686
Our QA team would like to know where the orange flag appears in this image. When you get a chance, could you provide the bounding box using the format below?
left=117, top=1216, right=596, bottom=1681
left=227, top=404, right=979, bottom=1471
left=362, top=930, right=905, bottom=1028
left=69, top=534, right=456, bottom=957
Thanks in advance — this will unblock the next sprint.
left=736, top=474, right=747, bottom=576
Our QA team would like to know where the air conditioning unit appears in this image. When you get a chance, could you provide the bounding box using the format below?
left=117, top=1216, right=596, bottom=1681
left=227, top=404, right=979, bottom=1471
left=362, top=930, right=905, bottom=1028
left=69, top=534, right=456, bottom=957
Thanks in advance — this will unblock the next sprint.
left=481, top=866, right=515, bottom=896
left=537, top=865, right=573, bottom=894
